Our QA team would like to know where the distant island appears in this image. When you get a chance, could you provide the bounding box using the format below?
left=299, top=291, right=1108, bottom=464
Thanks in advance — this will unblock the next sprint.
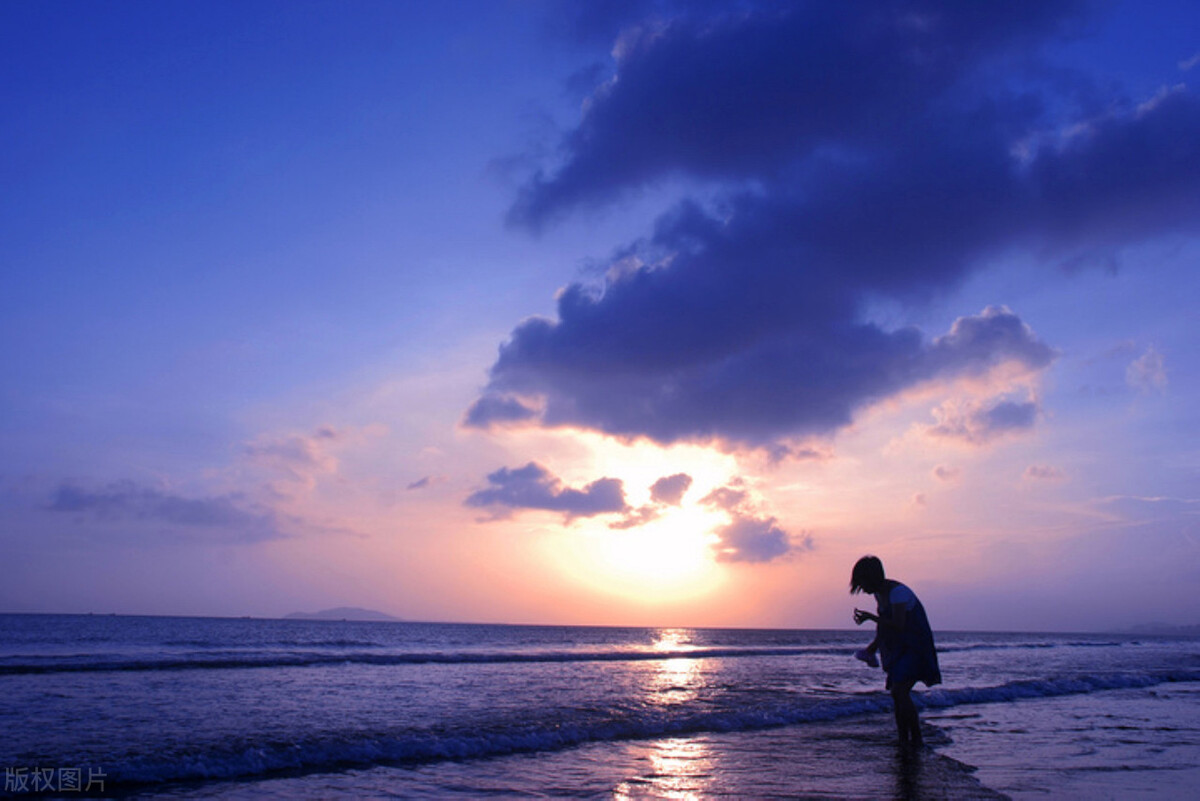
left=284, top=607, right=404, bottom=622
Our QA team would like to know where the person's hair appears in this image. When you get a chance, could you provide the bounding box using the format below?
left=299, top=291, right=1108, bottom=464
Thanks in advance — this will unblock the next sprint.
left=850, top=555, right=885, bottom=594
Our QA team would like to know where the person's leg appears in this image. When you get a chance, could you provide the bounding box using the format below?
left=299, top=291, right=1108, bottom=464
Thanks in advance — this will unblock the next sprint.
left=890, top=680, right=921, bottom=746
left=891, top=688, right=906, bottom=742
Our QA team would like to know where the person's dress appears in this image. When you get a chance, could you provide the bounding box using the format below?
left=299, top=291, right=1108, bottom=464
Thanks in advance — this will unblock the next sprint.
left=876, top=581, right=941, bottom=689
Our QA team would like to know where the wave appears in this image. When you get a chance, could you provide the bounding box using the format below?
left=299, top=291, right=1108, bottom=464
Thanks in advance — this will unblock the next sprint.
left=157, top=638, right=387, bottom=649
left=0, top=646, right=816, bottom=674
left=94, top=668, right=1200, bottom=789
left=0, top=638, right=1137, bottom=676
left=920, top=669, right=1200, bottom=706
left=935, top=639, right=1126, bottom=655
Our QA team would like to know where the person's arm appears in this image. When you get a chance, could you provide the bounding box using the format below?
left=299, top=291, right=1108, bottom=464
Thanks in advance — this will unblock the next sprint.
left=854, top=600, right=908, bottom=633
left=853, top=608, right=877, bottom=625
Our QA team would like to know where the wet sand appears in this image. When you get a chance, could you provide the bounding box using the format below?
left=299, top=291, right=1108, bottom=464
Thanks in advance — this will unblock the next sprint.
left=931, top=682, right=1200, bottom=800
left=150, top=713, right=1006, bottom=799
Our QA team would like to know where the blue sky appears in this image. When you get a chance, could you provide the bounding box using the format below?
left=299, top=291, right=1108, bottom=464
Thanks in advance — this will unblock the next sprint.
left=2, top=1, right=1198, bottom=630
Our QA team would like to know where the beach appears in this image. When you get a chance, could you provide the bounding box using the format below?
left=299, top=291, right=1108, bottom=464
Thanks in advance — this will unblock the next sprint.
left=152, top=696, right=1200, bottom=799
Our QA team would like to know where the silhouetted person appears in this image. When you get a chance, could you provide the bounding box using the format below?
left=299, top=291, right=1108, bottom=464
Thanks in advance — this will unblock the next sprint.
left=851, top=555, right=941, bottom=746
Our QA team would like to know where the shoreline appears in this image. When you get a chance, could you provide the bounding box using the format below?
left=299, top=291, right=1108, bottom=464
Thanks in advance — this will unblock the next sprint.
left=135, top=714, right=1008, bottom=800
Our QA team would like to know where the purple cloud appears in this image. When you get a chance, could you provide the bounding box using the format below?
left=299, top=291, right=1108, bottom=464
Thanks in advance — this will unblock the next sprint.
left=462, top=395, right=538, bottom=428
left=699, top=479, right=806, bottom=563
left=472, top=1, right=1200, bottom=450
left=465, top=462, right=628, bottom=522
left=699, top=484, right=749, bottom=512
left=47, top=481, right=286, bottom=543
left=513, top=1, right=1086, bottom=230
left=605, top=472, right=695, bottom=529
left=711, top=515, right=811, bottom=564
left=650, top=473, right=692, bottom=506
left=926, top=397, right=1040, bottom=445
left=406, top=475, right=447, bottom=491
left=470, top=303, right=1054, bottom=448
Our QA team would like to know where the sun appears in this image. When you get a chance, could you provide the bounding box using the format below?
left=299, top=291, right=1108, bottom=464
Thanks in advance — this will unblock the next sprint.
left=557, top=504, right=727, bottom=603
left=510, top=432, right=740, bottom=604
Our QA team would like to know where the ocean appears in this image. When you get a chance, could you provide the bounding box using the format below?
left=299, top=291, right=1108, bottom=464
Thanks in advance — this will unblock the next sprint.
left=2, top=615, right=1199, bottom=799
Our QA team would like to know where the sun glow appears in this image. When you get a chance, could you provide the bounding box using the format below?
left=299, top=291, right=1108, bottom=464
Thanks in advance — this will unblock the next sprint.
left=501, top=433, right=745, bottom=605
left=557, top=504, right=727, bottom=603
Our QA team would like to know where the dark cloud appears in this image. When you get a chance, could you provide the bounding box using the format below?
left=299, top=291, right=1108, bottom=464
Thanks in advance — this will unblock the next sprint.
left=606, top=472, right=694, bottom=529
left=711, top=515, right=790, bottom=563
left=47, top=481, right=286, bottom=543
left=926, top=308, right=1057, bottom=377
left=540, top=0, right=665, bottom=46
left=471, top=303, right=1053, bottom=447
left=406, top=475, right=447, bottom=491
left=650, top=473, right=692, bottom=505
left=473, top=1, right=1200, bottom=450
left=513, top=1, right=1087, bottom=229
left=462, top=394, right=538, bottom=429
left=1029, top=90, right=1200, bottom=248
left=464, top=462, right=628, bottom=522
left=926, top=397, right=1040, bottom=445
left=982, top=400, right=1039, bottom=432
left=699, top=479, right=805, bottom=563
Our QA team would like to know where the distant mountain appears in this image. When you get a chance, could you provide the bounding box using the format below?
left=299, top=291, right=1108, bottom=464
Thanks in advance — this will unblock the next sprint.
left=284, top=607, right=403, bottom=622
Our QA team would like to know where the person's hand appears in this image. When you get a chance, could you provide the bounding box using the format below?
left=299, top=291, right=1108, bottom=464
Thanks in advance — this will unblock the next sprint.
left=853, top=608, right=872, bottom=625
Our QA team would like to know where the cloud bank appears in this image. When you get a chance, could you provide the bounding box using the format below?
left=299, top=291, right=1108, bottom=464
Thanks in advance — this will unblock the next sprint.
left=469, top=1, right=1200, bottom=449
left=464, top=462, right=628, bottom=522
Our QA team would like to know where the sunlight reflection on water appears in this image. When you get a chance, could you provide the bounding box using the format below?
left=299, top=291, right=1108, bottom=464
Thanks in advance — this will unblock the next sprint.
left=646, top=629, right=705, bottom=706
left=615, top=737, right=715, bottom=800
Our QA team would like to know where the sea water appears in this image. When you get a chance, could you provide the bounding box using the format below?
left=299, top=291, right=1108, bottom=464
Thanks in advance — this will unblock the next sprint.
left=2, top=615, right=1198, bottom=798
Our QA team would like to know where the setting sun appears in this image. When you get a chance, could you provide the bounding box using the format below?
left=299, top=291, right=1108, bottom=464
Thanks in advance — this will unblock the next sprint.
left=553, top=504, right=728, bottom=604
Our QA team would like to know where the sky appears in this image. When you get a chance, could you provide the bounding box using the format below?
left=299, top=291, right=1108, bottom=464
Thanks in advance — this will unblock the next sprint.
left=2, top=0, right=1198, bottom=631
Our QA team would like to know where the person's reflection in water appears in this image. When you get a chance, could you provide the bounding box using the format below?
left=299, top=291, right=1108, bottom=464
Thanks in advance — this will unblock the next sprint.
left=850, top=555, right=941, bottom=747
left=891, top=743, right=923, bottom=800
